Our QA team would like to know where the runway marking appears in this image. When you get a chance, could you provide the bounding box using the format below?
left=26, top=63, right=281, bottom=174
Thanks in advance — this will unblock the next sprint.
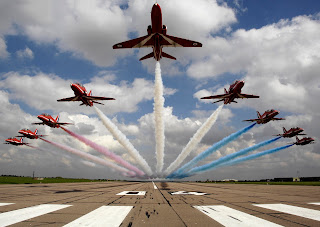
left=171, top=191, right=207, bottom=195
left=254, top=204, right=320, bottom=221
left=64, top=206, right=133, bottom=227
left=116, top=191, right=146, bottom=195
left=0, top=204, right=72, bottom=227
left=309, top=202, right=320, bottom=206
left=152, top=181, right=158, bottom=189
left=195, top=205, right=282, bottom=226
left=0, top=203, right=14, bottom=207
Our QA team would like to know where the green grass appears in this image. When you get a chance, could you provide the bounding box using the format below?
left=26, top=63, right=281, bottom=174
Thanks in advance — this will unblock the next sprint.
left=0, top=176, right=108, bottom=184
left=203, top=181, right=320, bottom=186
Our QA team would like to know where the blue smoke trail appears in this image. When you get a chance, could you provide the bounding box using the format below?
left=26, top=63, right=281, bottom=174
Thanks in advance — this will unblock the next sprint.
left=173, top=144, right=294, bottom=179
left=188, top=136, right=281, bottom=175
left=222, top=144, right=294, bottom=167
left=167, top=123, right=256, bottom=178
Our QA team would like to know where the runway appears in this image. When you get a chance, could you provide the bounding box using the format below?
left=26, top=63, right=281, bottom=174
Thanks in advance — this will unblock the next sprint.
left=0, top=181, right=319, bottom=226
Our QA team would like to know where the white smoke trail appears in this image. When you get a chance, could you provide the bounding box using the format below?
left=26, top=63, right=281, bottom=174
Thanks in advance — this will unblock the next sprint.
left=93, top=106, right=152, bottom=176
left=164, top=104, right=224, bottom=176
left=154, top=61, right=165, bottom=174
left=40, top=138, right=136, bottom=177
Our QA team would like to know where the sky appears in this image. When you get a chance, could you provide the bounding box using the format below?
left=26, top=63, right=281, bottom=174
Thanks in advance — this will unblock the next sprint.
left=0, top=0, right=319, bottom=181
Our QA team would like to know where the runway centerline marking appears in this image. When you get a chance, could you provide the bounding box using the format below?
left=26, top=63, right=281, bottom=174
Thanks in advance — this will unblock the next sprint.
left=171, top=191, right=207, bottom=195
left=195, top=205, right=282, bottom=227
left=309, top=202, right=320, bottom=206
left=0, top=204, right=72, bottom=227
left=64, top=206, right=133, bottom=227
left=152, top=181, right=158, bottom=189
left=254, top=204, right=320, bottom=221
left=116, top=191, right=146, bottom=195
left=0, top=203, right=14, bottom=207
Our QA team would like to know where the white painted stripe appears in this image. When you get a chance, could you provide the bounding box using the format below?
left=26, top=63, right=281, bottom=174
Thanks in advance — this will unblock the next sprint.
left=194, top=205, right=282, bottom=227
left=0, top=203, right=14, bottom=207
left=309, top=202, right=320, bottom=206
left=117, top=191, right=146, bottom=195
left=64, top=206, right=132, bottom=227
left=172, top=191, right=207, bottom=195
left=0, top=204, right=71, bottom=227
left=152, top=181, right=158, bottom=189
left=254, top=204, right=320, bottom=221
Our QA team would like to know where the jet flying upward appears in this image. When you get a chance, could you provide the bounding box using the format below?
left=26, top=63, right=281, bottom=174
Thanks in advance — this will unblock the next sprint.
left=243, top=109, right=285, bottom=124
left=201, top=80, right=259, bottom=104
left=275, top=127, right=306, bottom=138
left=17, top=129, right=46, bottom=139
left=57, top=83, right=115, bottom=107
left=4, top=137, right=28, bottom=146
left=32, top=114, right=72, bottom=128
left=294, top=136, right=315, bottom=145
left=113, top=3, right=202, bottom=61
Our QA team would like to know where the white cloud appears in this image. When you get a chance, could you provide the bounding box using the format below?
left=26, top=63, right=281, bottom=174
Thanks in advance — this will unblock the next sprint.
left=0, top=71, right=176, bottom=115
left=0, top=0, right=236, bottom=67
left=16, top=47, right=34, bottom=59
left=0, top=37, right=9, bottom=58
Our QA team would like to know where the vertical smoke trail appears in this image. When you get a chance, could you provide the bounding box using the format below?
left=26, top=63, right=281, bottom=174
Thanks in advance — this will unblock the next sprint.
left=168, top=123, right=256, bottom=178
left=60, top=127, right=145, bottom=177
left=93, top=106, right=152, bottom=176
left=188, top=136, right=282, bottom=175
left=40, top=138, right=136, bottom=177
left=221, top=144, right=294, bottom=167
left=164, top=104, right=224, bottom=176
left=154, top=61, right=165, bottom=174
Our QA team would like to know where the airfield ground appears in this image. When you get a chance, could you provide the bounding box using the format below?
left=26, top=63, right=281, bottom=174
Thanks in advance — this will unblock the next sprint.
left=0, top=181, right=319, bottom=226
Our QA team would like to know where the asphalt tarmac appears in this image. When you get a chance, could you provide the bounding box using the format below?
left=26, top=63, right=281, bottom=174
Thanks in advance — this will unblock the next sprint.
left=0, top=181, right=319, bottom=226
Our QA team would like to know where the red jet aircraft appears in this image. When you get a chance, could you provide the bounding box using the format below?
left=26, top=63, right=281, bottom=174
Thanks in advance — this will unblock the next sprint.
left=32, top=114, right=71, bottom=128
left=201, top=80, right=259, bottom=104
left=275, top=127, right=306, bottom=138
left=17, top=129, right=46, bottom=139
left=243, top=109, right=285, bottom=124
left=57, top=83, right=115, bottom=107
left=294, top=136, right=315, bottom=145
left=4, top=137, right=28, bottom=146
left=113, top=3, right=202, bottom=61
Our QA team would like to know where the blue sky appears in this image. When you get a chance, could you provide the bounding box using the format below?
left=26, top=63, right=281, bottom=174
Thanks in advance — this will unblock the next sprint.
left=0, top=0, right=319, bottom=180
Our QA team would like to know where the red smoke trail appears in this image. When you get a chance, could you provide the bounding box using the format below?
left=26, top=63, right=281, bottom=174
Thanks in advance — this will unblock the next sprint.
left=60, top=127, right=145, bottom=177
left=40, top=138, right=136, bottom=177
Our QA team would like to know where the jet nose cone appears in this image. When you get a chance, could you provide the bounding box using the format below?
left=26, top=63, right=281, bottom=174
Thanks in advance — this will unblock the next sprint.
left=152, top=3, right=161, bottom=11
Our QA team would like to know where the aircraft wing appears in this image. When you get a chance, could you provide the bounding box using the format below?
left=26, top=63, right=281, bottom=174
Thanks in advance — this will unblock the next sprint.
left=272, top=117, right=285, bottom=121
left=32, top=122, right=45, bottom=125
left=57, top=96, right=80, bottom=102
left=56, top=122, right=72, bottom=125
left=201, top=94, right=231, bottom=100
left=86, top=96, right=115, bottom=101
left=113, top=35, right=154, bottom=49
left=160, top=34, right=202, bottom=47
left=237, top=93, right=260, bottom=99
left=243, top=118, right=259, bottom=122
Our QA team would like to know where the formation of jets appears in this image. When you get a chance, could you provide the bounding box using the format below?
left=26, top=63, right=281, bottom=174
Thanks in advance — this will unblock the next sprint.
left=17, top=129, right=46, bottom=139
left=4, top=138, right=29, bottom=146
left=32, top=114, right=71, bottom=128
left=113, top=3, right=202, bottom=61
left=201, top=80, right=259, bottom=104
left=275, top=127, right=306, bottom=138
left=57, top=83, right=115, bottom=107
left=4, top=3, right=315, bottom=151
left=243, top=109, right=285, bottom=124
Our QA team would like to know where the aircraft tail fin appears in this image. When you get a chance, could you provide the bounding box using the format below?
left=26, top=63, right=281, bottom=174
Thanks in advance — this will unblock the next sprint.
left=34, top=129, right=38, bottom=135
left=139, top=52, right=154, bottom=61
left=88, top=90, right=92, bottom=96
left=162, top=52, right=176, bottom=60
left=283, top=127, right=287, bottom=133
left=224, top=88, right=228, bottom=94
left=56, top=115, right=59, bottom=122
left=296, top=136, right=299, bottom=142
left=257, top=111, right=262, bottom=119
